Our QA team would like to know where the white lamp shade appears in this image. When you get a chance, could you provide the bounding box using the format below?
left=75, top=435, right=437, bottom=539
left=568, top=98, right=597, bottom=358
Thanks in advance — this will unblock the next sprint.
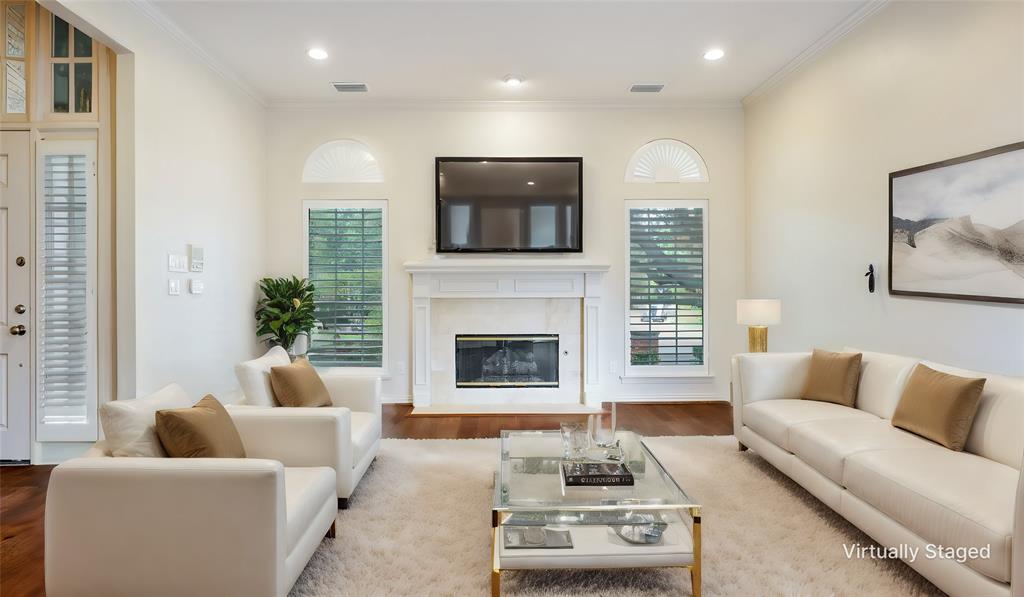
left=736, top=299, right=781, bottom=326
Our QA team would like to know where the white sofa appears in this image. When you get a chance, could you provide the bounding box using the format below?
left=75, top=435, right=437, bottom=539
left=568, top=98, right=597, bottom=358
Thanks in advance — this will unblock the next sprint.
left=46, top=443, right=337, bottom=597
left=731, top=349, right=1023, bottom=597
left=233, top=347, right=382, bottom=508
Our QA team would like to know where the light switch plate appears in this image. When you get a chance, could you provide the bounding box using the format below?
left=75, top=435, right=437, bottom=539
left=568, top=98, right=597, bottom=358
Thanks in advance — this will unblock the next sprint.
left=168, top=253, right=188, bottom=273
left=189, top=279, right=204, bottom=295
left=168, top=279, right=181, bottom=296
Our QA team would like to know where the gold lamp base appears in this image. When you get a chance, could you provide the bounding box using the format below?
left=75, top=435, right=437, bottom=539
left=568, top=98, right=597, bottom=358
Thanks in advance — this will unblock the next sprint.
left=747, top=326, right=768, bottom=353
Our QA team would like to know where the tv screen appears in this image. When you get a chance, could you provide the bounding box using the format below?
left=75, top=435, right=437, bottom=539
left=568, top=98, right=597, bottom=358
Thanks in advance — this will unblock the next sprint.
left=436, top=157, right=582, bottom=252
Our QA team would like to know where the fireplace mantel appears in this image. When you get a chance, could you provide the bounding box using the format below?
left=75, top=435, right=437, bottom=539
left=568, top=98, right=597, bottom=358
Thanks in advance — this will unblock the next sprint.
left=403, top=258, right=610, bottom=410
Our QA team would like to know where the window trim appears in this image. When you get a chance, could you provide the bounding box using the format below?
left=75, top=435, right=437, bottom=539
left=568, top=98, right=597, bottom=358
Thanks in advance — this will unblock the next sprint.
left=302, top=199, right=389, bottom=376
left=623, top=198, right=711, bottom=379
left=35, top=139, right=98, bottom=441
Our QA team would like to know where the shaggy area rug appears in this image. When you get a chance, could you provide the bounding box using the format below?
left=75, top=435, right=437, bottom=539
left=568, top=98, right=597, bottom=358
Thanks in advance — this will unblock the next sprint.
left=290, top=436, right=943, bottom=596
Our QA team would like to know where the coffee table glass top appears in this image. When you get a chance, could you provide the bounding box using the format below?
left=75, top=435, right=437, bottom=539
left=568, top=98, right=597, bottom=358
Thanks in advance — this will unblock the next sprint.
left=493, top=430, right=698, bottom=512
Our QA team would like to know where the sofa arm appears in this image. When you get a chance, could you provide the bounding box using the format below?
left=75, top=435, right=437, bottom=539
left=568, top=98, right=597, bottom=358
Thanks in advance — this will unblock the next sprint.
left=321, top=374, right=382, bottom=415
left=1013, top=448, right=1023, bottom=596
left=732, top=352, right=811, bottom=435
left=45, top=457, right=287, bottom=597
left=228, top=406, right=350, bottom=472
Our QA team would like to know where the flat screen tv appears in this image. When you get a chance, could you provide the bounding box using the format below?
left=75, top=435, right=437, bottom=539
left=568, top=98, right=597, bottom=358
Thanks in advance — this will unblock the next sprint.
left=435, top=157, right=582, bottom=252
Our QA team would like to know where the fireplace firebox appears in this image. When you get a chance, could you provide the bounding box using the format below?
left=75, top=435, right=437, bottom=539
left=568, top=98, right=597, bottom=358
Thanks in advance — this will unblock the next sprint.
left=455, top=335, right=559, bottom=388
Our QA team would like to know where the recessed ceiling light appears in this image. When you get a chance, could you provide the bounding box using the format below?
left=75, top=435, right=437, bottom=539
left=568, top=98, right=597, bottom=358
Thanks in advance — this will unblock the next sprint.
left=307, top=48, right=328, bottom=60
left=480, top=160, right=488, bottom=164
left=527, top=181, right=535, bottom=186
left=703, top=48, right=725, bottom=61
left=503, top=74, right=524, bottom=87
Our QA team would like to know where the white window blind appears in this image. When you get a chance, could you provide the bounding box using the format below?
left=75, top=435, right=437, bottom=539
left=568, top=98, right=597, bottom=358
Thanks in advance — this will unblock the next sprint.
left=625, top=200, right=708, bottom=375
left=304, top=201, right=387, bottom=370
left=36, top=140, right=97, bottom=441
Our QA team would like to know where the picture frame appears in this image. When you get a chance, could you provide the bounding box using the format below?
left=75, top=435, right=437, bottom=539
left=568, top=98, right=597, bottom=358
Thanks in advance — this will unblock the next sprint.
left=888, top=141, right=1024, bottom=304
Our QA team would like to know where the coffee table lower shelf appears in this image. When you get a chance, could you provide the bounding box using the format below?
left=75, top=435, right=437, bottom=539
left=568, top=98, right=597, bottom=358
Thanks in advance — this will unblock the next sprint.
left=490, top=508, right=701, bottom=597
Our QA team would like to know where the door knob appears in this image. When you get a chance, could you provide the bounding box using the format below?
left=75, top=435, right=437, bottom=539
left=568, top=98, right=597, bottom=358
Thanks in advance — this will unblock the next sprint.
left=9, top=325, right=26, bottom=336
left=14, top=304, right=26, bottom=314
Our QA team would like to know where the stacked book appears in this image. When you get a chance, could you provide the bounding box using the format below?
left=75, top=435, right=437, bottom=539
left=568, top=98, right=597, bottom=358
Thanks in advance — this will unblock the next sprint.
left=560, top=461, right=634, bottom=487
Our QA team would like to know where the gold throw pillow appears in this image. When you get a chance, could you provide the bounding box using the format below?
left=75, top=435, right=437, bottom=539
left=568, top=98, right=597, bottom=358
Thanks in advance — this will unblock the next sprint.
left=891, top=364, right=985, bottom=451
left=801, top=349, right=862, bottom=407
left=155, top=395, right=246, bottom=458
left=270, top=358, right=333, bottom=408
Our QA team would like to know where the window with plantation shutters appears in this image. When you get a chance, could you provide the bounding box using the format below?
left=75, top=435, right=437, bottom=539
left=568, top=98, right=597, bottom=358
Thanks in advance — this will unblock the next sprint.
left=304, top=201, right=387, bottom=370
left=625, top=200, right=709, bottom=376
left=36, top=140, right=97, bottom=441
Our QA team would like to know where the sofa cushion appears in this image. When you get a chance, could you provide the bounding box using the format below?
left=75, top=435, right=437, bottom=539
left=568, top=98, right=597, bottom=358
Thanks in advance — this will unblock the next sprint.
left=235, top=347, right=291, bottom=406
left=155, top=396, right=247, bottom=458
left=284, top=467, right=336, bottom=554
left=99, top=383, right=193, bottom=456
left=923, top=360, right=1024, bottom=470
left=270, top=358, right=332, bottom=408
left=800, top=349, right=862, bottom=407
left=736, top=353, right=811, bottom=404
left=843, top=448, right=1017, bottom=583
left=742, top=399, right=877, bottom=451
left=843, top=348, right=918, bottom=419
left=891, top=364, right=986, bottom=451
left=350, top=411, right=380, bottom=467
left=789, top=418, right=941, bottom=484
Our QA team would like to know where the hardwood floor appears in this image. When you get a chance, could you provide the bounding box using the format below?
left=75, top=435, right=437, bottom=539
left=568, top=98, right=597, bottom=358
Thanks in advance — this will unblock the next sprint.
left=0, top=402, right=731, bottom=596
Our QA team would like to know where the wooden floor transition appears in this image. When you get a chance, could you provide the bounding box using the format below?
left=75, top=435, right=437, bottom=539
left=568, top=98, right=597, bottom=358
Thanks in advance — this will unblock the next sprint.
left=0, top=402, right=731, bottom=596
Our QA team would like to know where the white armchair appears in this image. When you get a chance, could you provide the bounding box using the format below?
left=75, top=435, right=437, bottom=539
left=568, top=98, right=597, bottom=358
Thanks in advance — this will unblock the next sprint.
left=45, top=445, right=337, bottom=597
left=232, top=348, right=382, bottom=508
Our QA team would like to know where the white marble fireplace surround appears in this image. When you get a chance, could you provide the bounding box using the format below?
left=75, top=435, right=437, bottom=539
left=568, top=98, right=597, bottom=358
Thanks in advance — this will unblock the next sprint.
left=404, top=259, right=610, bottom=413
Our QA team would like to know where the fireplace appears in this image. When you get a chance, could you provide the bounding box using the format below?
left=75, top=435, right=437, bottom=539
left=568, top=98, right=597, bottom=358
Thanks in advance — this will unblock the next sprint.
left=455, top=335, right=559, bottom=388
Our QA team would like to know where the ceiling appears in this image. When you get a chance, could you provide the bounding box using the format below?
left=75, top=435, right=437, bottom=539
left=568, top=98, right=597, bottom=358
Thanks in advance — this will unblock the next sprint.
left=150, top=0, right=870, bottom=106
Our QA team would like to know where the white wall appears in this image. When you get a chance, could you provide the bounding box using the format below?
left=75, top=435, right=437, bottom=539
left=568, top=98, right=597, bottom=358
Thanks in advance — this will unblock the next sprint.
left=58, top=1, right=267, bottom=399
left=745, top=1, right=1024, bottom=375
left=266, top=107, right=746, bottom=402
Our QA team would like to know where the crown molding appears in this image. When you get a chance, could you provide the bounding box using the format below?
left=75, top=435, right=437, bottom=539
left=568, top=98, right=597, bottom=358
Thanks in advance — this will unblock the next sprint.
left=266, top=98, right=743, bottom=112
left=744, top=0, right=890, bottom=104
left=129, top=0, right=267, bottom=107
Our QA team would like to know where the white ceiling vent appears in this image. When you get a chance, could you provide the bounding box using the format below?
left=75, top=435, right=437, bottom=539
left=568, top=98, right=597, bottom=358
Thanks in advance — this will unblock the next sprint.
left=629, top=84, right=664, bottom=93
left=332, top=82, right=369, bottom=93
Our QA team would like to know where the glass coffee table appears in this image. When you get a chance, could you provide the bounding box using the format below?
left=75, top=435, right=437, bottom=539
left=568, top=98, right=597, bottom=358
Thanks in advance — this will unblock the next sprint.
left=491, top=430, right=701, bottom=596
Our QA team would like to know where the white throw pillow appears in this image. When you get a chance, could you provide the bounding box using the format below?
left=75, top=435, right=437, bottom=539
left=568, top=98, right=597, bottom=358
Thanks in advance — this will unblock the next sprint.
left=99, top=383, right=193, bottom=456
left=234, top=346, right=291, bottom=406
left=111, top=427, right=168, bottom=458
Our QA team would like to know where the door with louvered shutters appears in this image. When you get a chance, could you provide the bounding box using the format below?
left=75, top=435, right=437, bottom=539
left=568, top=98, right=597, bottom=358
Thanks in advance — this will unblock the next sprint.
left=34, top=139, right=97, bottom=442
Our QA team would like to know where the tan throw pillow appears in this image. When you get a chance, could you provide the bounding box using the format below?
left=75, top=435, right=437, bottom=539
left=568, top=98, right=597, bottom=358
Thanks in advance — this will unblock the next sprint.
left=801, top=349, right=863, bottom=407
left=155, top=395, right=246, bottom=458
left=891, top=364, right=986, bottom=451
left=269, top=358, right=332, bottom=408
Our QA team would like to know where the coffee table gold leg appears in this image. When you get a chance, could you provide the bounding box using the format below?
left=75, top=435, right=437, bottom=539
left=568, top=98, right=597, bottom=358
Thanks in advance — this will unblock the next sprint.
left=491, top=526, right=501, bottom=597
left=690, top=507, right=702, bottom=597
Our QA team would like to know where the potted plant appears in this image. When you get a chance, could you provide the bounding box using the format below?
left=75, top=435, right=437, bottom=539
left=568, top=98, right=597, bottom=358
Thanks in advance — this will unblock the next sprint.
left=255, top=276, right=317, bottom=356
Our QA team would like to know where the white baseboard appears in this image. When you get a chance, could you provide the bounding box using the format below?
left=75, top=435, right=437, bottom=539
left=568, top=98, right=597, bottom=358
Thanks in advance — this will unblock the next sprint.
left=611, top=394, right=726, bottom=403
left=382, top=394, right=413, bottom=404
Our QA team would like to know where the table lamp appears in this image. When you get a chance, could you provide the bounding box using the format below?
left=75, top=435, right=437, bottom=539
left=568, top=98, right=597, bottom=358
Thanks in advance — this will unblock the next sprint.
left=736, top=299, right=781, bottom=353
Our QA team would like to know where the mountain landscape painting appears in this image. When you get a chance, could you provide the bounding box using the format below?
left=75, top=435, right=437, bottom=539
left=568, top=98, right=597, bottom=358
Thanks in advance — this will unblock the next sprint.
left=889, top=142, right=1024, bottom=304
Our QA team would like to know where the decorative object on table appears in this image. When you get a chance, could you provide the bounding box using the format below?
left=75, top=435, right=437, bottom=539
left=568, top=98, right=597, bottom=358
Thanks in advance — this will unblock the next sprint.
left=865, top=264, right=875, bottom=293
left=611, top=512, right=669, bottom=545
left=559, top=421, right=590, bottom=461
left=588, top=402, right=617, bottom=447
left=503, top=526, right=573, bottom=549
left=254, top=276, right=318, bottom=355
left=736, top=299, right=781, bottom=352
left=561, top=461, right=634, bottom=487
left=889, top=141, right=1024, bottom=304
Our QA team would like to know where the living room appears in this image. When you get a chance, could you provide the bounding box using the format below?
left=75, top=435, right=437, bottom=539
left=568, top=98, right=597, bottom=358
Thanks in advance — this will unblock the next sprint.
left=0, top=1, right=1021, bottom=596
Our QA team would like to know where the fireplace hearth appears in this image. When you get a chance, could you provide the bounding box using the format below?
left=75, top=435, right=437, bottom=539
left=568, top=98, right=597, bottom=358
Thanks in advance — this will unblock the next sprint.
left=456, top=335, right=559, bottom=388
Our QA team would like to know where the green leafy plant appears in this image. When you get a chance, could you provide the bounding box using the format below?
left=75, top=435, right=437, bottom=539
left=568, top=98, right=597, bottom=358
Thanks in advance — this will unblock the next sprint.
left=255, top=276, right=317, bottom=350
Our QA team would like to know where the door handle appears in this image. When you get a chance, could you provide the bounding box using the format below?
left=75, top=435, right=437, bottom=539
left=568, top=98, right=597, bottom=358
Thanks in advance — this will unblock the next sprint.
left=9, top=325, right=26, bottom=336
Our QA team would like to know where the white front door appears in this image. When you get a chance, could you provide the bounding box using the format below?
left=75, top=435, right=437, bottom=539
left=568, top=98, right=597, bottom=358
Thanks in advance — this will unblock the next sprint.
left=1, top=130, right=32, bottom=461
